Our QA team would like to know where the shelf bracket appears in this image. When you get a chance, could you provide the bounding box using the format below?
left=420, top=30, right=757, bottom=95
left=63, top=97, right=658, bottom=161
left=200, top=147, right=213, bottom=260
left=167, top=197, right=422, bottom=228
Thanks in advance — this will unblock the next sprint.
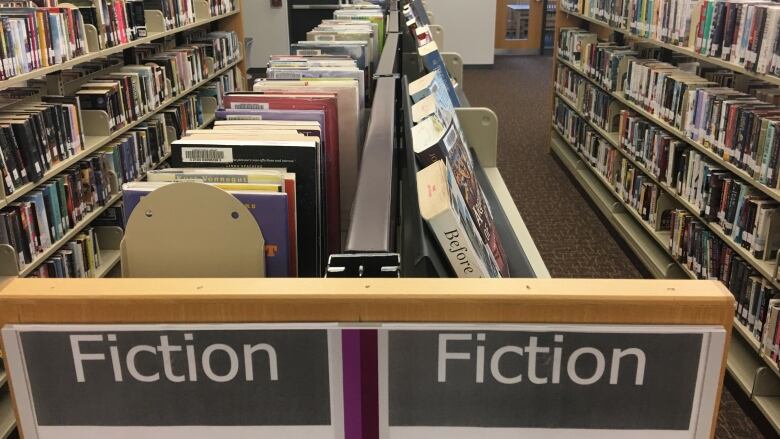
left=455, top=107, right=498, bottom=167
left=325, top=253, right=400, bottom=277
left=441, top=52, right=463, bottom=88
left=429, top=24, right=444, bottom=50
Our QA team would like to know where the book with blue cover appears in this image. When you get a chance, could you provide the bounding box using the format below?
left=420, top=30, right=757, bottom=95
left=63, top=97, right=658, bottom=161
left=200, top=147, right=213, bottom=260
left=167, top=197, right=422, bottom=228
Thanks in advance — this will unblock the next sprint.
left=417, top=41, right=461, bottom=107
left=122, top=181, right=291, bottom=277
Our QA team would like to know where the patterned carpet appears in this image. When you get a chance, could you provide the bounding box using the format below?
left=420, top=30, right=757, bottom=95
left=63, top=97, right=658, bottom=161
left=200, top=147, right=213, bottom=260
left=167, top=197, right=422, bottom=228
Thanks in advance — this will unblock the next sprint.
left=464, top=56, right=643, bottom=278
left=463, top=55, right=769, bottom=439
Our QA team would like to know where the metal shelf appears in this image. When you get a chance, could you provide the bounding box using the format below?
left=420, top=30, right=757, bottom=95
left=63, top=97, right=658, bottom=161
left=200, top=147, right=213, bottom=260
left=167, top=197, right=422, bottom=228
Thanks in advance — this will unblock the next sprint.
left=0, top=57, right=242, bottom=209
left=551, top=130, right=683, bottom=279
left=561, top=10, right=780, bottom=87
left=0, top=392, right=13, bottom=439
left=95, top=250, right=121, bottom=278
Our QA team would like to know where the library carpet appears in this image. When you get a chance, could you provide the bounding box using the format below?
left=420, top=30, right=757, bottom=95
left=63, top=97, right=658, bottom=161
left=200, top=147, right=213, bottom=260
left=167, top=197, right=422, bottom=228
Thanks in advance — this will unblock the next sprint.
left=463, top=55, right=769, bottom=439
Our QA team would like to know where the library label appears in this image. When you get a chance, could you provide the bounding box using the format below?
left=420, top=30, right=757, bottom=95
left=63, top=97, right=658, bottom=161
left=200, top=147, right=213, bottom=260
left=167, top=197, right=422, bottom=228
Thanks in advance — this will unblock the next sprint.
left=380, top=324, right=726, bottom=439
left=2, top=324, right=344, bottom=439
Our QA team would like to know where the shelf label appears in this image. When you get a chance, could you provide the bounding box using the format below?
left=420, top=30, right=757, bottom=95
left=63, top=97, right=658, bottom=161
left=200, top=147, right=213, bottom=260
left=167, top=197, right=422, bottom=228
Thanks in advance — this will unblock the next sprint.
left=379, top=324, right=725, bottom=439
left=3, top=324, right=344, bottom=439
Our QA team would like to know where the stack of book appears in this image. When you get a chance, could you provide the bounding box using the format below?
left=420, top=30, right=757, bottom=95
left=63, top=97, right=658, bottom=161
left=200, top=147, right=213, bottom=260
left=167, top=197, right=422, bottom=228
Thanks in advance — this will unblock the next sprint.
left=409, top=68, right=509, bottom=278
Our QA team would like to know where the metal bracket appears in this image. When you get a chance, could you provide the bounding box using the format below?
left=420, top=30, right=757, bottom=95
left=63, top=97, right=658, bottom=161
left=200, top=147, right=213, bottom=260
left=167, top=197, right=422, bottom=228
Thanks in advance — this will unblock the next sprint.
left=441, top=52, right=463, bottom=88
left=429, top=24, right=444, bottom=50
left=454, top=107, right=498, bottom=167
left=326, top=253, right=401, bottom=277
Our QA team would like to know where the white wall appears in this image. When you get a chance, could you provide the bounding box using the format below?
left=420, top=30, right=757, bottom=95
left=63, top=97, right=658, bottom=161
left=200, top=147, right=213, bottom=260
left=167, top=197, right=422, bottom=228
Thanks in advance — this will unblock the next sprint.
left=425, top=0, right=496, bottom=65
left=242, top=0, right=291, bottom=69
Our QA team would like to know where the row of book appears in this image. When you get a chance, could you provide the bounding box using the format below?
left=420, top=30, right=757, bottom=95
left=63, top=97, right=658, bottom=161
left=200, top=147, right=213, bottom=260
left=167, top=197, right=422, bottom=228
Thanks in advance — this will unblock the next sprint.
left=403, top=0, right=505, bottom=278
left=124, top=166, right=297, bottom=278
left=0, top=2, right=90, bottom=80
left=270, top=8, right=384, bottom=105
left=736, top=274, right=780, bottom=367
left=29, top=226, right=104, bottom=278
left=411, top=70, right=509, bottom=278
left=554, top=97, right=666, bottom=226
left=579, top=0, right=780, bottom=77
left=0, top=68, right=238, bottom=273
left=555, top=63, right=621, bottom=133
left=557, top=59, right=780, bottom=266
left=553, top=96, right=778, bottom=297
left=559, top=28, right=780, bottom=193
left=0, top=0, right=239, bottom=82
left=0, top=34, right=238, bottom=198
left=80, top=0, right=147, bottom=48
left=402, top=1, right=461, bottom=106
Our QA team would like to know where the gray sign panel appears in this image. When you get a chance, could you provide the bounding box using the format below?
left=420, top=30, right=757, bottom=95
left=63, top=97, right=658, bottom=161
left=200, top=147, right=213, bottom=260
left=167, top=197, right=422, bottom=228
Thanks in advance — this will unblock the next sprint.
left=8, top=325, right=336, bottom=427
left=385, top=327, right=707, bottom=430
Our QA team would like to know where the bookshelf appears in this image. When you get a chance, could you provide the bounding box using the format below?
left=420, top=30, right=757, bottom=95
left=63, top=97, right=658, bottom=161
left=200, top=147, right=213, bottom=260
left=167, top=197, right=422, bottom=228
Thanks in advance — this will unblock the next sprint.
left=552, top=1, right=780, bottom=433
left=0, top=1, right=247, bottom=433
left=0, top=3, right=245, bottom=283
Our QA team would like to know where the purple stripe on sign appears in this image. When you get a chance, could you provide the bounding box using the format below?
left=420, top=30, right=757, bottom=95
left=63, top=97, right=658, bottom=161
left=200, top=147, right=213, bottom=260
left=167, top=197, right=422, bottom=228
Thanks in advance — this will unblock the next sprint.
left=342, top=329, right=363, bottom=439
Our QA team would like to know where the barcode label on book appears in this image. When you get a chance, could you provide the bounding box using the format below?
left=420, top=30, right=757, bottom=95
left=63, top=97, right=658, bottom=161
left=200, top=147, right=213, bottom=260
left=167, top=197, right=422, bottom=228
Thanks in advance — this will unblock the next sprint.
left=314, top=35, right=335, bottom=41
left=296, top=49, right=322, bottom=56
left=226, top=115, right=263, bottom=120
left=181, top=148, right=234, bottom=163
left=443, top=127, right=458, bottom=152
left=274, top=72, right=303, bottom=80
left=233, top=103, right=270, bottom=110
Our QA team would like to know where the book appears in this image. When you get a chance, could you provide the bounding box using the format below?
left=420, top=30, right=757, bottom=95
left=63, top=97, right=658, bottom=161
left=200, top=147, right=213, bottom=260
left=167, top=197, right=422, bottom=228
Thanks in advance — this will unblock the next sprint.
left=417, top=160, right=500, bottom=278
left=170, top=136, right=322, bottom=277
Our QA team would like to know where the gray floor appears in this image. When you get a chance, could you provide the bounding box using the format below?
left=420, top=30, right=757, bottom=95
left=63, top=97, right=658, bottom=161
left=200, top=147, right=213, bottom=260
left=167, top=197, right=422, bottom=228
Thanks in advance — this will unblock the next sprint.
left=463, top=55, right=769, bottom=439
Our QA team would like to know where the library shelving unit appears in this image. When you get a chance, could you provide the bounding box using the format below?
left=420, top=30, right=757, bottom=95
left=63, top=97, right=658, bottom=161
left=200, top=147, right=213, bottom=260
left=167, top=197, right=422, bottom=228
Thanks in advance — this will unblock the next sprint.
left=552, top=2, right=780, bottom=433
left=0, top=0, right=247, bottom=435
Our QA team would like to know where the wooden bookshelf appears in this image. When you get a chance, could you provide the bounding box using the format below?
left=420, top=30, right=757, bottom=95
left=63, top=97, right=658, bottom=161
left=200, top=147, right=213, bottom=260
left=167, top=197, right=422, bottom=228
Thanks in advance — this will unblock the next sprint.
left=554, top=4, right=780, bottom=433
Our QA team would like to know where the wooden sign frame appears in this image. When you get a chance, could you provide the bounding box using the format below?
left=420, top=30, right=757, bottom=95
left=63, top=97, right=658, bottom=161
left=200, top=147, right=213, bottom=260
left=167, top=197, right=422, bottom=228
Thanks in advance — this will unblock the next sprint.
left=0, top=277, right=733, bottom=438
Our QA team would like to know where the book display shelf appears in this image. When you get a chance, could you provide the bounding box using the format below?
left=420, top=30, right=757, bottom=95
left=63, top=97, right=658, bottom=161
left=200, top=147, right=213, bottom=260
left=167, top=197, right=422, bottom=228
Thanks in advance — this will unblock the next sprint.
left=0, top=2, right=738, bottom=438
left=552, top=1, right=780, bottom=432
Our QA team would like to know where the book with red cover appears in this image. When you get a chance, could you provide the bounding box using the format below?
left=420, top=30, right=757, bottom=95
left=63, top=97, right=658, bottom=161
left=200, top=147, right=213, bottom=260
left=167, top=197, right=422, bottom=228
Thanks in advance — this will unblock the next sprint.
left=222, top=92, right=342, bottom=255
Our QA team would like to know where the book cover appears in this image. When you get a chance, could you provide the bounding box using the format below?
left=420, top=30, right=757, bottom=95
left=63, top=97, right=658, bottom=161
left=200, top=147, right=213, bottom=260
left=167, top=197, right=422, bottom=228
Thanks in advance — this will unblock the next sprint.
left=417, top=160, right=499, bottom=278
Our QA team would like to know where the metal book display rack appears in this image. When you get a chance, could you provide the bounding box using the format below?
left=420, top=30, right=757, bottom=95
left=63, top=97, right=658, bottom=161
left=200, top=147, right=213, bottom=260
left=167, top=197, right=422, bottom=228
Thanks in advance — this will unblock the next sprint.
left=121, top=182, right=266, bottom=278
left=324, top=1, right=548, bottom=278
